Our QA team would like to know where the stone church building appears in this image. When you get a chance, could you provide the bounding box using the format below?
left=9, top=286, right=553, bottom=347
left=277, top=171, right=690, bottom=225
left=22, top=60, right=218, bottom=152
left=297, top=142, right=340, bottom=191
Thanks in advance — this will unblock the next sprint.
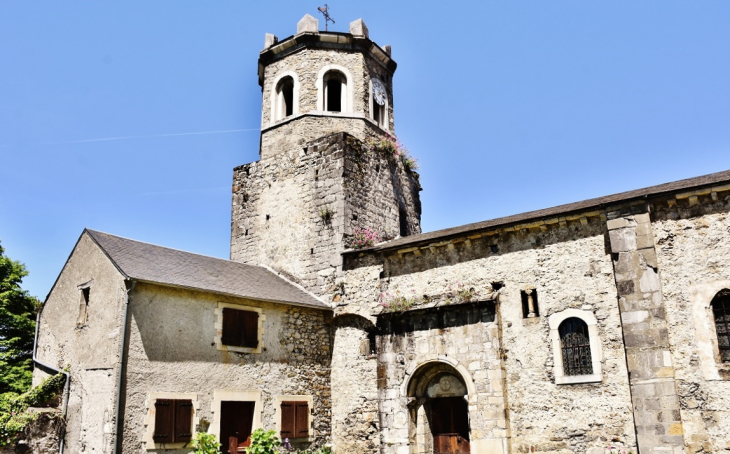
left=33, top=14, right=730, bottom=454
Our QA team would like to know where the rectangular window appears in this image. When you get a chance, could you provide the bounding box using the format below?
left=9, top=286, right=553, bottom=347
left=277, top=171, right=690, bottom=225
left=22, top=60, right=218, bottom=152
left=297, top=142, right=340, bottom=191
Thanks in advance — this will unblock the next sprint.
left=76, top=286, right=91, bottom=327
left=153, top=399, right=193, bottom=444
left=221, top=308, right=259, bottom=348
left=280, top=401, right=309, bottom=439
left=520, top=289, right=539, bottom=318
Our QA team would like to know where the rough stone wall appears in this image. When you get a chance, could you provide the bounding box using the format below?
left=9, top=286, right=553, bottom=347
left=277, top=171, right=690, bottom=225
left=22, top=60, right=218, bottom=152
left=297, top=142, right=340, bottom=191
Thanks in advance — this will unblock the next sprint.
left=651, top=191, right=730, bottom=453
left=118, top=283, right=331, bottom=453
left=33, top=232, right=127, bottom=454
left=231, top=131, right=420, bottom=296
left=340, top=216, right=637, bottom=453
left=260, top=45, right=395, bottom=142
left=330, top=315, right=381, bottom=454
left=374, top=302, right=506, bottom=454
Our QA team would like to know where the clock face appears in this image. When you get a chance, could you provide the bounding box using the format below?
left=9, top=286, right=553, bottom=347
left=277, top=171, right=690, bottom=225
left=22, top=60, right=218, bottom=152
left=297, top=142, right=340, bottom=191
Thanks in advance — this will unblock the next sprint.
left=372, top=80, right=387, bottom=106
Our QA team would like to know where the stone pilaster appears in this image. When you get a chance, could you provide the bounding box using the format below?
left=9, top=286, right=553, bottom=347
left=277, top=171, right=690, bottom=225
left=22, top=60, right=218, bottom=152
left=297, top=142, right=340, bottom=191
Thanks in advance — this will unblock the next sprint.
left=606, top=209, right=685, bottom=454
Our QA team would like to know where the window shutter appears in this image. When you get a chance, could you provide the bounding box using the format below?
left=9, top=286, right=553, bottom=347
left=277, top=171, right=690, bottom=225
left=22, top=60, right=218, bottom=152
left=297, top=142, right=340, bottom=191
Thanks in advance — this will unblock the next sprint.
left=242, top=311, right=259, bottom=348
left=174, top=400, right=194, bottom=443
left=280, top=401, right=295, bottom=439
left=153, top=399, right=174, bottom=444
left=221, top=308, right=238, bottom=346
left=295, top=402, right=309, bottom=438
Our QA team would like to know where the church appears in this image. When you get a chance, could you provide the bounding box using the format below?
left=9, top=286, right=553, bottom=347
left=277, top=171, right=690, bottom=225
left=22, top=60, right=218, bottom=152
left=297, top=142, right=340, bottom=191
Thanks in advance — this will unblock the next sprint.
left=33, top=14, right=730, bottom=454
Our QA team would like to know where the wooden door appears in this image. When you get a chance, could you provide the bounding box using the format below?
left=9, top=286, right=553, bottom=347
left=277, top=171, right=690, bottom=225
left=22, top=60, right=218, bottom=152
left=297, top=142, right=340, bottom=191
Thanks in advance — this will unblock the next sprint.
left=220, top=401, right=255, bottom=454
left=431, top=397, right=470, bottom=454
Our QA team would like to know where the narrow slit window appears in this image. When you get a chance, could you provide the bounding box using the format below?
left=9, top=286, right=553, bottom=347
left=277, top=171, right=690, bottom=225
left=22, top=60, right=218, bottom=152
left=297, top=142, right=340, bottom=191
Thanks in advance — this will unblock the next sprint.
left=559, top=317, right=593, bottom=376
left=711, top=290, right=730, bottom=362
left=77, top=286, right=91, bottom=327
left=520, top=289, right=539, bottom=318
left=399, top=207, right=408, bottom=237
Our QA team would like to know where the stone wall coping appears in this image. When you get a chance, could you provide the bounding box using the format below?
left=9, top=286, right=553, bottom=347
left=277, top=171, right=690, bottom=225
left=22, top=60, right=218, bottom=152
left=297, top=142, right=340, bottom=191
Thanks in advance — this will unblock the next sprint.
left=258, top=31, right=396, bottom=85
left=345, top=168, right=730, bottom=256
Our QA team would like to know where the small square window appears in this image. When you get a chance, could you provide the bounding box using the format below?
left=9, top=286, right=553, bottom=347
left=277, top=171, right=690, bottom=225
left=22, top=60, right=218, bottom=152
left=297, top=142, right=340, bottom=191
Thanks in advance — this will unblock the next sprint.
left=280, top=401, right=309, bottom=439
left=152, top=399, right=193, bottom=444
left=221, top=308, right=259, bottom=348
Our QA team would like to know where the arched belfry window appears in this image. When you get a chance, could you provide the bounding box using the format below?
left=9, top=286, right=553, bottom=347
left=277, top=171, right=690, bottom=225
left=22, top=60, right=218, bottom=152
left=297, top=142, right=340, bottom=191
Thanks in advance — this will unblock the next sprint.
left=268, top=71, right=299, bottom=126
left=559, top=318, right=593, bottom=375
left=549, top=308, right=602, bottom=384
left=276, top=77, right=294, bottom=120
left=323, top=70, right=346, bottom=112
left=316, top=65, right=353, bottom=114
left=711, top=290, right=730, bottom=362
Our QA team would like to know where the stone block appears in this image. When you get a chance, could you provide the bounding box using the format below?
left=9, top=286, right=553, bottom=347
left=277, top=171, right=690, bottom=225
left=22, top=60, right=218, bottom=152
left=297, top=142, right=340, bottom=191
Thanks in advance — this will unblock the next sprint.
left=297, top=14, right=319, bottom=34
left=264, top=33, right=278, bottom=48
left=622, top=310, right=649, bottom=325
left=636, top=234, right=655, bottom=250
left=607, top=217, right=633, bottom=230
left=616, top=280, right=636, bottom=296
left=609, top=228, right=637, bottom=252
left=349, top=18, right=369, bottom=37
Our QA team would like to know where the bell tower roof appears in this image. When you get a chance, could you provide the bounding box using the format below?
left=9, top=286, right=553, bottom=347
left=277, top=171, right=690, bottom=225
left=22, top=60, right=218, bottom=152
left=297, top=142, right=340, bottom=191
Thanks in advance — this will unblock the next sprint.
left=257, top=16, right=396, bottom=87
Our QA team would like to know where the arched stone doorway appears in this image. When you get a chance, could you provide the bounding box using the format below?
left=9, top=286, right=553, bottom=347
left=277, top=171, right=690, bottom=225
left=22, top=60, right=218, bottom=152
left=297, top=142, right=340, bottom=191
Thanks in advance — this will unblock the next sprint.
left=407, top=363, right=471, bottom=454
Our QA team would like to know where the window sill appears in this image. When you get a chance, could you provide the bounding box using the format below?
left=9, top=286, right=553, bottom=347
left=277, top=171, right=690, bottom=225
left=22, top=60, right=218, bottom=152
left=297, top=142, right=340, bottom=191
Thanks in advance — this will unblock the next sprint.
left=555, top=373, right=602, bottom=385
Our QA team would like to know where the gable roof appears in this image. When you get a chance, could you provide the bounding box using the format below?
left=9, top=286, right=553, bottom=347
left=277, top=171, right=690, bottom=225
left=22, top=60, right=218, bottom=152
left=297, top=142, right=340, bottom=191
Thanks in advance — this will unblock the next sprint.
left=356, top=168, right=730, bottom=253
left=85, top=229, right=328, bottom=310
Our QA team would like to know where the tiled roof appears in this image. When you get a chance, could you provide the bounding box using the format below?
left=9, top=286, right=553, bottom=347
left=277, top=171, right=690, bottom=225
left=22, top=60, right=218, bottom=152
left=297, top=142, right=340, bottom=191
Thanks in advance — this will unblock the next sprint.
left=363, top=168, right=730, bottom=253
left=86, top=230, right=328, bottom=310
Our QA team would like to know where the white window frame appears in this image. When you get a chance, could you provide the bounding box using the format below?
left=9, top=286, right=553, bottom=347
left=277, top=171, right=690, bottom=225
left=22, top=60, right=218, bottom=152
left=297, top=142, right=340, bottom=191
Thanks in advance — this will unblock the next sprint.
left=214, top=302, right=265, bottom=354
left=690, top=280, right=730, bottom=380
left=549, top=308, right=603, bottom=385
left=273, top=394, right=314, bottom=442
left=368, top=77, right=389, bottom=131
left=315, top=64, right=354, bottom=114
left=269, top=71, right=300, bottom=126
left=143, top=391, right=199, bottom=450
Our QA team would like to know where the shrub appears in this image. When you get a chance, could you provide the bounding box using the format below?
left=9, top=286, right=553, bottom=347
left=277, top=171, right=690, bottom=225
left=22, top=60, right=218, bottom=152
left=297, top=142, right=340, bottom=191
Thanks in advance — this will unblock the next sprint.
left=379, top=290, right=418, bottom=313
left=191, top=432, right=221, bottom=454
left=244, top=429, right=280, bottom=454
left=365, top=135, right=418, bottom=171
left=0, top=372, right=65, bottom=446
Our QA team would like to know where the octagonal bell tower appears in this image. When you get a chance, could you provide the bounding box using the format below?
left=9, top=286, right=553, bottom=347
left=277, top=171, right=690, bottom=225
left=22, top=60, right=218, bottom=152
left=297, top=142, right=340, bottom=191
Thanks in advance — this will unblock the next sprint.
left=231, top=15, right=421, bottom=295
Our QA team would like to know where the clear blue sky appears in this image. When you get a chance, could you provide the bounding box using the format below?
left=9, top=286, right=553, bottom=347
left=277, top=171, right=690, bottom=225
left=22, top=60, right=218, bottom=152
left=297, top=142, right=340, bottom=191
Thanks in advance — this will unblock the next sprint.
left=2, top=1, right=729, bottom=299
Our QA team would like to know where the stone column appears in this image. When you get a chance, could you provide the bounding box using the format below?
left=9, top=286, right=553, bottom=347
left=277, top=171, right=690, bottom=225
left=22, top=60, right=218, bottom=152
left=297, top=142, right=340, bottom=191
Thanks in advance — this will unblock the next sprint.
left=606, top=210, right=685, bottom=453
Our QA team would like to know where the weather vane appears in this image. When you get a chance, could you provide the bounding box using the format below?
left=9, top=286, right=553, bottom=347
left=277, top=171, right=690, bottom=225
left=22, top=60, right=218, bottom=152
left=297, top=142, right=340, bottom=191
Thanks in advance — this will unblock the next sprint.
left=317, top=4, right=335, bottom=31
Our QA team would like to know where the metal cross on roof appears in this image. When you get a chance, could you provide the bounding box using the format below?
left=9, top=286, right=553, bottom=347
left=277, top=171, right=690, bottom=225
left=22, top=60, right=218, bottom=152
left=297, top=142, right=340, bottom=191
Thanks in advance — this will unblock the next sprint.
left=317, top=4, right=335, bottom=31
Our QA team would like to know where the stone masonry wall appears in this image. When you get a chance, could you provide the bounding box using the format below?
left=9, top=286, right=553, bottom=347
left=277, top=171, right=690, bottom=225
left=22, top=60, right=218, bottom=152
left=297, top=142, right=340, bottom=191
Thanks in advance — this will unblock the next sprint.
left=119, top=283, right=331, bottom=453
left=651, top=190, right=730, bottom=453
left=34, top=232, right=127, bottom=454
left=231, top=131, right=420, bottom=296
left=260, top=45, right=395, bottom=139
left=340, top=215, right=637, bottom=454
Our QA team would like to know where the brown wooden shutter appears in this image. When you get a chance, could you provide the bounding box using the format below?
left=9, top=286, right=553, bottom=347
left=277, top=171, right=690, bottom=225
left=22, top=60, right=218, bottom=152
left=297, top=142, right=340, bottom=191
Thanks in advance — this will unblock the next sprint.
left=280, top=401, right=295, bottom=439
left=153, top=399, right=174, bottom=443
left=221, top=308, right=238, bottom=345
left=174, top=399, right=193, bottom=442
left=295, top=402, right=309, bottom=438
left=242, top=310, right=259, bottom=348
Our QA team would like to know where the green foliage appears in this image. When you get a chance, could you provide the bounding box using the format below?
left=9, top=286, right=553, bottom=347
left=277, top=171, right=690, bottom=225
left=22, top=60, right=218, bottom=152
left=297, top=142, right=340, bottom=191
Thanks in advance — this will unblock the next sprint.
left=244, top=429, right=280, bottom=454
left=0, top=241, right=41, bottom=394
left=0, top=372, right=65, bottom=446
left=191, top=432, right=221, bottom=454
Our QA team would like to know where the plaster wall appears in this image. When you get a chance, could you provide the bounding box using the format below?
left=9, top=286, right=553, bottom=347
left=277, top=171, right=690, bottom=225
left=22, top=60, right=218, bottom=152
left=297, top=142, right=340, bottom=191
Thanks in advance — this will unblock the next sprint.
left=652, top=194, right=730, bottom=453
left=118, top=283, right=331, bottom=454
left=33, top=232, right=127, bottom=454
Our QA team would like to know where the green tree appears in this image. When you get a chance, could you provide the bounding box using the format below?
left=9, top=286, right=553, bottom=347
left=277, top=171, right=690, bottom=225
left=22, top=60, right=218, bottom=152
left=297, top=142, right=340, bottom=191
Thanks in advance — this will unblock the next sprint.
left=0, top=242, right=40, bottom=394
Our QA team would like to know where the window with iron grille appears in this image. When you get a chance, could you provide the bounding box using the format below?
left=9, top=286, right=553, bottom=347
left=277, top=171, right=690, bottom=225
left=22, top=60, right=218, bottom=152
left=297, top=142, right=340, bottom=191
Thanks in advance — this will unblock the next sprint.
left=712, top=290, right=730, bottom=363
left=559, top=317, right=593, bottom=376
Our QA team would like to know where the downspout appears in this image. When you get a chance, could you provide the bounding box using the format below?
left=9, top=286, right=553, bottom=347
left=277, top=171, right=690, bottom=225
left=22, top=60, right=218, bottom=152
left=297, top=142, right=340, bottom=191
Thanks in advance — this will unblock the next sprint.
left=33, top=311, right=70, bottom=454
left=112, top=279, right=135, bottom=454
